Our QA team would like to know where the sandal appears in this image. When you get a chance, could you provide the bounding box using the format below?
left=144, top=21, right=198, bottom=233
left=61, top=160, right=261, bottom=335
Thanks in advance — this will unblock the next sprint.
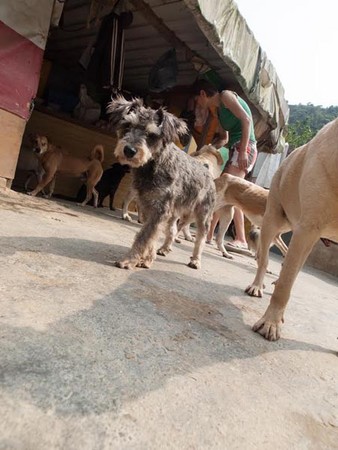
left=225, top=241, right=253, bottom=256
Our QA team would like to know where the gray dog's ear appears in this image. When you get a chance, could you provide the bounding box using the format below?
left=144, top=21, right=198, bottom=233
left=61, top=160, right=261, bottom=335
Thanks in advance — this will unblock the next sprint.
left=156, top=107, right=188, bottom=143
left=107, top=96, right=143, bottom=128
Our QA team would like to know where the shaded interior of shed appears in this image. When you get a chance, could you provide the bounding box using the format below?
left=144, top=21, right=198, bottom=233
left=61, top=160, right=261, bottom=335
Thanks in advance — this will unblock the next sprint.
left=42, top=0, right=252, bottom=121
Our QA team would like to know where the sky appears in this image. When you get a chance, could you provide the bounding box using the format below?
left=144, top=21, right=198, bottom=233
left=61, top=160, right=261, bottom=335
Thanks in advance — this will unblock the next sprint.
left=235, top=0, right=338, bottom=107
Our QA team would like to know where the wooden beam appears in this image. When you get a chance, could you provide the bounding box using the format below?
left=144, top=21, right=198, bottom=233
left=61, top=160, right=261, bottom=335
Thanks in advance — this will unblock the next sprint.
left=128, top=0, right=206, bottom=64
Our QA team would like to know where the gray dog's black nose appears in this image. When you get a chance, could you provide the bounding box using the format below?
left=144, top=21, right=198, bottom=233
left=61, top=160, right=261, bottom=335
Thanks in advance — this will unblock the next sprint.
left=124, top=145, right=137, bottom=159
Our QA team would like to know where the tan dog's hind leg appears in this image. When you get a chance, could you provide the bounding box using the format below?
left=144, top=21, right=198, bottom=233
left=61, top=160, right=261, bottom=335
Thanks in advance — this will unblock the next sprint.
left=92, top=188, right=99, bottom=208
left=42, top=176, right=55, bottom=199
left=174, top=221, right=194, bottom=244
left=273, top=233, right=288, bottom=257
left=157, top=216, right=178, bottom=256
left=122, top=189, right=136, bottom=221
left=215, top=205, right=234, bottom=259
left=252, top=227, right=319, bottom=340
left=182, top=225, right=195, bottom=242
left=188, top=215, right=209, bottom=269
left=245, top=221, right=277, bottom=298
left=246, top=199, right=287, bottom=297
left=78, top=184, right=96, bottom=207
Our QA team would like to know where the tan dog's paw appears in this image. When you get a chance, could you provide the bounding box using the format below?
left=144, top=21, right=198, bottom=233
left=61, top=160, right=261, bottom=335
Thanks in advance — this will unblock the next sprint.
left=222, top=251, right=234, bottom=260
left=187, top=257, right=200, bottom=269
left=122, top=213, right=133, bottom=222
left=175, top=237, right=182, bottom=244
left=157, top=246, right=171, bottom=256
left=252, top=316, right=283, bottom=341
left=185, top=236, right=195, bottom=242
left=245, top=284, right=263, bottom=297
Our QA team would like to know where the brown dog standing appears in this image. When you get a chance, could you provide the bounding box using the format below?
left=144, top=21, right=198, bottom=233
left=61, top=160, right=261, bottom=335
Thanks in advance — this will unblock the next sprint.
left=28, top=135, right=104, bottom=206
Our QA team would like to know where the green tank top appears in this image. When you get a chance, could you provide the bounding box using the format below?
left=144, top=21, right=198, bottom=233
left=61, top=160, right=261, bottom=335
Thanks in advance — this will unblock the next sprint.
left=219, top=146, right=229, bottom=171
left=218, top=93, right=256, bottom=148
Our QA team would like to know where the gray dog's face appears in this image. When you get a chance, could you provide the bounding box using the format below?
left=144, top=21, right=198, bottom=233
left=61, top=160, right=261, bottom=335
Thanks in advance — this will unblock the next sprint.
left=107, top=96, right=188, bottom=168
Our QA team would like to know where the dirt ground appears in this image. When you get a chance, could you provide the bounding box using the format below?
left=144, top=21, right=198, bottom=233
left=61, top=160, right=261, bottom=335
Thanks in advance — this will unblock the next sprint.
left=0, top=189, right=337, bottom=450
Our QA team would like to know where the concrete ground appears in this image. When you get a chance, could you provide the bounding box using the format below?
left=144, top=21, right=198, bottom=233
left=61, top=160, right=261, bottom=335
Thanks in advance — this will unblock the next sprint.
left=0, top=189, right=337, bottom=450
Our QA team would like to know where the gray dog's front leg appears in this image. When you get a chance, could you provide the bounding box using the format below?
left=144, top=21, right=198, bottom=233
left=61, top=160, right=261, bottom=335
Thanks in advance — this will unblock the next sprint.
left=116, top=216, right=164, bottom=269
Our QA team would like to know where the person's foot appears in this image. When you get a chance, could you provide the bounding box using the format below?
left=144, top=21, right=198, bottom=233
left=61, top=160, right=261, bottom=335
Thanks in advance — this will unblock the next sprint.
left=225, top=240, right=253, bottom=256
left=227, top=240, right=248, bottom=250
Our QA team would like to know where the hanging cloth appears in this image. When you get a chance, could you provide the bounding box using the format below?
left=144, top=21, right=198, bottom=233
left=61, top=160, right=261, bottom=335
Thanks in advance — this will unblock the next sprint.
left=86, top=10, right=132, bottom=90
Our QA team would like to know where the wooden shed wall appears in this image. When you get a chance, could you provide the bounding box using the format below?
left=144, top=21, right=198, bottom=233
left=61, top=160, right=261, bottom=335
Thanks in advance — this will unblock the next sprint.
left=15, top=110, right=135, bottom=210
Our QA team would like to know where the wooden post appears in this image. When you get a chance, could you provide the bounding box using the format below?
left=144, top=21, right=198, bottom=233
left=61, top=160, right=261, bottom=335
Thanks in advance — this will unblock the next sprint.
left=0, top=109, right=26, bottom=189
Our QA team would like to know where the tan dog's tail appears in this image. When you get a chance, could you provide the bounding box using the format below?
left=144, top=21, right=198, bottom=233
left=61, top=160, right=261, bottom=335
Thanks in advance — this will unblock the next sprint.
left=90, top=144, right=104, bottom=162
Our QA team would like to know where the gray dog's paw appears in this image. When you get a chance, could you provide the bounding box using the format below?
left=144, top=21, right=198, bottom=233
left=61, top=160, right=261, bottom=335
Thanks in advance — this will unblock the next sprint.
left=157, top=246, right=171, bottom=256
left=115, top=260, right=135, bottom=269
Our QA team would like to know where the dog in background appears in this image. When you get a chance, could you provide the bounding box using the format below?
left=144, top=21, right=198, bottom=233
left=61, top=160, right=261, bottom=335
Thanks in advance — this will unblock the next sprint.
left=76, top=162, right=129, bottom=210
left=28, top=135, right=104, bottom=207
left=176, top=144, right=224, bottom=242
left=190, top=145, right=224, bottom=179
left=247, top=225, right=262, bottom=255
left=15, top=145, right=47, bottom=195
left=214, top=174, right=288, bottom=259
left=108, top=96, right=216, bottom=270
left=246, top=118, right=338, bottom=341
left=121, top=186, right=143, bottom=222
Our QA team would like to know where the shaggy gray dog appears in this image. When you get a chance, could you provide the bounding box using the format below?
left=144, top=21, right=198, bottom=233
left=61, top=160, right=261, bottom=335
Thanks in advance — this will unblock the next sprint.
left=107, top=96, right=216, bottom=269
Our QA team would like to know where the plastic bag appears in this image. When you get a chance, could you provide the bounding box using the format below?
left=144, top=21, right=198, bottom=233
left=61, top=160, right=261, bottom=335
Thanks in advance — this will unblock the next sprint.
left=148, top=48, right=178, bottom=92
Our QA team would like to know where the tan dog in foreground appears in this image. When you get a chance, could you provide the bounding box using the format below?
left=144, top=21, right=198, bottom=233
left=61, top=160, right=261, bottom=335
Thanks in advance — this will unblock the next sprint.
left=28, top=135, right=104, bottom=207
left=246, top=118, right=338, bottom=341
left=214, top=174, right=288, bottom=259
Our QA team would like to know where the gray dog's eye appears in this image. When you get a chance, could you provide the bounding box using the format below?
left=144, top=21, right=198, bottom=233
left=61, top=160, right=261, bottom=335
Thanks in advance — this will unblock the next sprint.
left=120, top=122, right=130, bottom=133
left=147, top=132, right=159, bottom=142
left=203, top=163, right=209, bottom=169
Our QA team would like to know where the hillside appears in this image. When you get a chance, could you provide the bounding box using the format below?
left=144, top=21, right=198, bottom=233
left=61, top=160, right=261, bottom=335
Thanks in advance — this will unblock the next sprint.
left=287, top=104, right=338, bottom=149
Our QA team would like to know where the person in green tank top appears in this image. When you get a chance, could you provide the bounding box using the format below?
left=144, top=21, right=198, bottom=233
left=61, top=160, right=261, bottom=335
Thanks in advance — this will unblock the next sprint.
left=192, top=79, right=258, bottom=253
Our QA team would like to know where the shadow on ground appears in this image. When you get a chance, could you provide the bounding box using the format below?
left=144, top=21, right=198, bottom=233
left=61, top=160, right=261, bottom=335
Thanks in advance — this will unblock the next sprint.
left=0, top=263, right=335, bottom=418
left=0, top=235, right=128, bottom=267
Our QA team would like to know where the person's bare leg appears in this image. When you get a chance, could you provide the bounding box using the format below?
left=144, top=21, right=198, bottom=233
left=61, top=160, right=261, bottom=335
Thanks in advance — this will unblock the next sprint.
left=225, top=164, right=247, bottom=247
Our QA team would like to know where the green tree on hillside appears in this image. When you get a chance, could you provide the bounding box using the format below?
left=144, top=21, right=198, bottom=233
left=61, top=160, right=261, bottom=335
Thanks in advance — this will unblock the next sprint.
left=287, top=103, right=338, bottom=150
